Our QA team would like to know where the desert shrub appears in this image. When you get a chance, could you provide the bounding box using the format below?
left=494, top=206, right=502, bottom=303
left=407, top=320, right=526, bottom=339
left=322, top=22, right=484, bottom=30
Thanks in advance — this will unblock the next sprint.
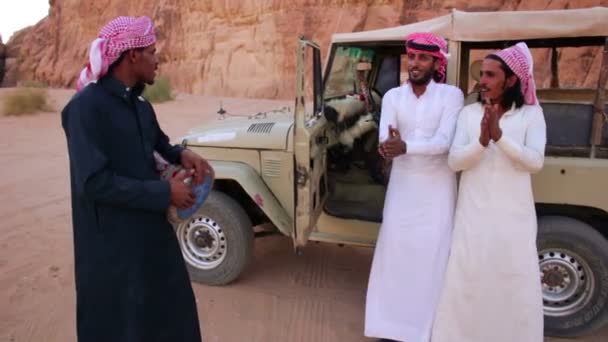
left=143, top=78, right=174, bottom=103
left=2, top=87, right=52, bottom=116
left=18, top=80, right=49, bottom=88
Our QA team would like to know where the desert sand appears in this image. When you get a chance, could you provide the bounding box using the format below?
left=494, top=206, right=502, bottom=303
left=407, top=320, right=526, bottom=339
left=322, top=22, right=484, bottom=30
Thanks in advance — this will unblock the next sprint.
left=0, top=89, right=606, bottom=342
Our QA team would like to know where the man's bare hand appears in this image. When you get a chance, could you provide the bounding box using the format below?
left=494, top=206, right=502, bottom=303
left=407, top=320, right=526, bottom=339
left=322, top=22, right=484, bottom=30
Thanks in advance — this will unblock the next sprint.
left=380, top=125, right=406, bottom=160
left=479, top=112, right=491, bottom=147
left=181, top=149, right=213, bottom=186
left=480, top=100, right=493, bottom=147
left=169, top=169, right=195, bottom=208
left=487, top=103, right=503, bottom=142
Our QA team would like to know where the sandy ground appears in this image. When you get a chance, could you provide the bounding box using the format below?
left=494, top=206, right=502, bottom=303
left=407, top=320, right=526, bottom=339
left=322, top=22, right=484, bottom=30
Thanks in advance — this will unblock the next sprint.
left=1, top=88, right=607, bottom=342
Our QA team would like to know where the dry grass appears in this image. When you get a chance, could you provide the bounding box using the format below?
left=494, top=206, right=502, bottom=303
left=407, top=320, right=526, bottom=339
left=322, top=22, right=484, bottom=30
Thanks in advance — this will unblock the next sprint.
left=143, top=78, right=174, bottom=103
left=18, top=80, right=49, bottom=88
left=2, top=87, right=53, bottom=116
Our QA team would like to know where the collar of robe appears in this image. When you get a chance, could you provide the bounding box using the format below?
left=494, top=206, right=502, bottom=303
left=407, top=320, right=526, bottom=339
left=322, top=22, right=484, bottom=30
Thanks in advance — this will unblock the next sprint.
left=405, top=79, right=436, bottom=98
left=98, top=75, right=146, bottom=103
left=503, top=103, right=518, bottom=116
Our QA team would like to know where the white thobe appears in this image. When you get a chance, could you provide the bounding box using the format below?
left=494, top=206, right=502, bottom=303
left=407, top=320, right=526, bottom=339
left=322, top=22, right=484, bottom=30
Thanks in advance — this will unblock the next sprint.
left=365, top=81, right=464, bottom=342
left=431, top=103, right=546, bottom=342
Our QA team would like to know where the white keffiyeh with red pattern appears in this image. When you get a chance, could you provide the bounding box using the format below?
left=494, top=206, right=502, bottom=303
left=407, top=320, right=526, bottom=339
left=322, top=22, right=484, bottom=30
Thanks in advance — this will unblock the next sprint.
left=76, top=16, right=157, bottom=91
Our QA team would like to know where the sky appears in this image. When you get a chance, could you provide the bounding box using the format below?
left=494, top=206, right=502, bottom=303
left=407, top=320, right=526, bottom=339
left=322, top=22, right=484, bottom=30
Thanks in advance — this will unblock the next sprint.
left=0, top=0, right=50, bottom=43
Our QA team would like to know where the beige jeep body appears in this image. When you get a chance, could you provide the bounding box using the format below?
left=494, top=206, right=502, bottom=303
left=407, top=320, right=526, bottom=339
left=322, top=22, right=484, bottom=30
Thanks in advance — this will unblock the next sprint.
left=177, top=7, right=608, bottom=338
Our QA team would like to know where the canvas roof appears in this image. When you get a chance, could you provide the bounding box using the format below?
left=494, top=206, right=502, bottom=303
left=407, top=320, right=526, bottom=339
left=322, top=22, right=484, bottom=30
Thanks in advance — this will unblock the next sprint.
left=331, top=7, right=608, bottom=43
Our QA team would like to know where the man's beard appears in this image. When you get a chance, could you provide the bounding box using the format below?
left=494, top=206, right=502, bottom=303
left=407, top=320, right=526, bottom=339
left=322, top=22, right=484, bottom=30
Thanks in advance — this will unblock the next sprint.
left=408, top=69, right=433, bottom=86
left=478, top=79, right=508, bottom=104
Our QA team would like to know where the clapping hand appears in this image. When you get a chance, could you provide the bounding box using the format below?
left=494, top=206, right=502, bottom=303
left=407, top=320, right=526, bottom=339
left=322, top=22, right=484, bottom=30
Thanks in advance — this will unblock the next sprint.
left=379, top=125, right=406, bottom=160
left=486, top=101, right=503, bottom=142
left=480, top=99, right=503, bottom=146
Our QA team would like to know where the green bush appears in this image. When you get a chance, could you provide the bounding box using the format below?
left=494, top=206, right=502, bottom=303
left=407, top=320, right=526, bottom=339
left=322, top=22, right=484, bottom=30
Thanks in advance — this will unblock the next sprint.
left=2, top=87, right=53, bottom=116
left=143, top=78, right=174, bottom=103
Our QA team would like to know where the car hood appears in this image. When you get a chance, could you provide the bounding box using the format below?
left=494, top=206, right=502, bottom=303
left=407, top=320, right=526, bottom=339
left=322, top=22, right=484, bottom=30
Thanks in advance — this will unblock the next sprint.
left=180, top=109, right=294, bottom=150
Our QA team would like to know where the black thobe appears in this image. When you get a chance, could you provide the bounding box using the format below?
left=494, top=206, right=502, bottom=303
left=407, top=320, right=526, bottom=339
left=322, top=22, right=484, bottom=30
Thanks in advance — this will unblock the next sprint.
left=61, top=75, right=202, bottom=342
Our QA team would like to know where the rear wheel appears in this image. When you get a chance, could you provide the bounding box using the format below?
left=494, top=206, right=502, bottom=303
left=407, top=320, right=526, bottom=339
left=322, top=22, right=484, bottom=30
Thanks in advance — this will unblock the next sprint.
left=174, top=191, right=254, bottom=286
left=538, top=216, right=608, bottom=337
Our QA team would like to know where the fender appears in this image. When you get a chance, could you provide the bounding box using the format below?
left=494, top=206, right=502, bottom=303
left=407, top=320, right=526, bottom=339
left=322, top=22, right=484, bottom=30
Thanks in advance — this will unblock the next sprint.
left=209, top=160, right=293, bottom=236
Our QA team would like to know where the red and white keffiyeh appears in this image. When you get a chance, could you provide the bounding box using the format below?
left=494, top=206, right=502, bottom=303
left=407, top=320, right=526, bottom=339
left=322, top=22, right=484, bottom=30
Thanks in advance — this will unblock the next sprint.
left=405, top=32, right=450, bottom=83
left=76, top=16, right=157, bottom=91
left=493, top=42, right=538, bottom=105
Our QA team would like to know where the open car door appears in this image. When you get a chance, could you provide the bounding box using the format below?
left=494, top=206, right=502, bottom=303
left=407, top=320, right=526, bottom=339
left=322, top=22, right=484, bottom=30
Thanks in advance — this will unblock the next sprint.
left=293, top=38, right=329, bottom=247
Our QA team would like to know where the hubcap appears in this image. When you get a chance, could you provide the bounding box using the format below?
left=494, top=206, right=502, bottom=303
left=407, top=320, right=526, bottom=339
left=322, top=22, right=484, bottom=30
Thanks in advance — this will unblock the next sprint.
left=177, top=216, right=227, bottom=270
left=539, top=249, right=594, bottom=317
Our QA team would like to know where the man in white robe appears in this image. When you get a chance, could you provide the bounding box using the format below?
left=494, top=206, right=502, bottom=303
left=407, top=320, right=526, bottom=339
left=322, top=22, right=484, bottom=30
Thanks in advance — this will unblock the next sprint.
left=431, top=42, right=546, bottom=342
left=365, top=32, right=464, bottom=342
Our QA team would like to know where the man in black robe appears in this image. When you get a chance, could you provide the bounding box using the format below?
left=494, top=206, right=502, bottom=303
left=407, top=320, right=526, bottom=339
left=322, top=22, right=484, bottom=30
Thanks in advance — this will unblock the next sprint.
left=61, top=16, right=206, bottom=342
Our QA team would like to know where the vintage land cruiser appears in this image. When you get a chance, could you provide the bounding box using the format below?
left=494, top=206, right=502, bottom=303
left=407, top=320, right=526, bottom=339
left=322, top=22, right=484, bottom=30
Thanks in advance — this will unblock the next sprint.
left=174, top=7, right=608, bottom=338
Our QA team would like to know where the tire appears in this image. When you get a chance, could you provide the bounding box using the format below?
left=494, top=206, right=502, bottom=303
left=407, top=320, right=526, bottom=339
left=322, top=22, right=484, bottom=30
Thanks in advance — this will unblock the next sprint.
left=538, top=216, right=608, bottom=337
left=174, top=190, right=254, bottom=286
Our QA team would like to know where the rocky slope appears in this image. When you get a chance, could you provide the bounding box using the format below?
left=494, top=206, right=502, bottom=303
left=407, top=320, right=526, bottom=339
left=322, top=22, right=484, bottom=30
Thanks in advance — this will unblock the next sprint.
left=3, top=0, right=607, bottom=98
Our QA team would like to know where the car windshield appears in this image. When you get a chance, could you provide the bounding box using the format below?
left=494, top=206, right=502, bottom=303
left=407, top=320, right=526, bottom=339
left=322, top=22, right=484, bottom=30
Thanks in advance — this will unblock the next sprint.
left=324, top=47, right=376, bottom=98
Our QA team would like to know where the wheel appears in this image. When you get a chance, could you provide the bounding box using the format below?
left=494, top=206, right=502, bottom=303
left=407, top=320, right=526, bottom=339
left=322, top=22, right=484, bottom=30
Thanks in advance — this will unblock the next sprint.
left=174, top=190, right=254, bottom=286
left=538, top=216, right=608, bottom=337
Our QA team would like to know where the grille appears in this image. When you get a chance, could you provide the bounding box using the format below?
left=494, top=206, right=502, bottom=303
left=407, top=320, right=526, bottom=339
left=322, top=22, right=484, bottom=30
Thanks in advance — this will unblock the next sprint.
left=247, top=122, right=275, bottom=134
left=262, top=159, right=282, bottom=177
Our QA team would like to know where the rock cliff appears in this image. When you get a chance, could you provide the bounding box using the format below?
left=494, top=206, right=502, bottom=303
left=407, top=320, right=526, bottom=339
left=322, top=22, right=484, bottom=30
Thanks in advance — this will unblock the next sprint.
left=3, top=0, right=607, bottom=98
